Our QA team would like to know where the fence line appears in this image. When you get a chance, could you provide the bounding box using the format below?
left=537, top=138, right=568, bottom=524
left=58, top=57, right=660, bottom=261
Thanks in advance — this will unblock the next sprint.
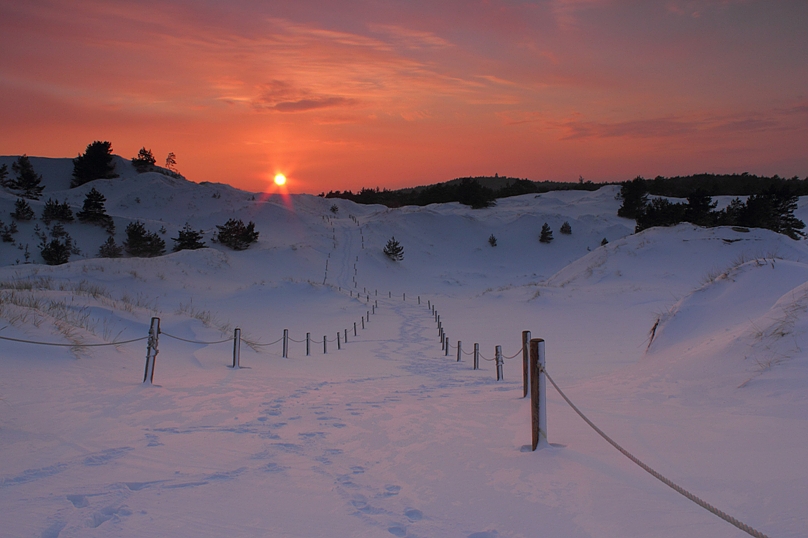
left=0, top=334, right=148, bottom=347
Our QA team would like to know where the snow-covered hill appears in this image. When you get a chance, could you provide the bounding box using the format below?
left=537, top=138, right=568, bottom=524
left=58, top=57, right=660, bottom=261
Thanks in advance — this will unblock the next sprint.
left=0, top=156, right=806, bottom=537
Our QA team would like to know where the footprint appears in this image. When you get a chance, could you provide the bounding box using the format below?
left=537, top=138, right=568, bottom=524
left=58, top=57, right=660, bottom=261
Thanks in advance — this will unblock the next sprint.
left=83, top=447, right=132, bottom=466
left=404, top=509, right=423, bottom=521
left=383, top=485, right=401, bottom=496
left=66, top=494, right=89, bottom=508
left=145, top=434, right=163, bottom=447
left=388, top=525, right=407, bottom=536
left=350, top=466, right=365, bottom=474
left=87, top=505, right=133, bottom=528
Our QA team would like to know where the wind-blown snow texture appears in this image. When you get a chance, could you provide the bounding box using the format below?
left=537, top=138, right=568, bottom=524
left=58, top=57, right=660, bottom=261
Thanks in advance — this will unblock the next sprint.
left=0, top=158, right=806, bottom=537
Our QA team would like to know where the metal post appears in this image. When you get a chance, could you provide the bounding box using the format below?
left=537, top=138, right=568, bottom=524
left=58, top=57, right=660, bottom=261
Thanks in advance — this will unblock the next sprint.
left=354, top=322, right=357, bottom=336
left=522, top=330, right=531, bottom=398
left=337, top=332, right=341, bottom=350
left=306, top=332, right=310, bottom=356
left=473, top=343, right=479, bottom=370
left=445, top=336, right=449, bottom=356
left=495, top=345, right=503, bottom=381
left=457, top=341, right=461, bottom=362
left=233, top=328, right=241, bottom=369
left=283, top=329, right=289, bottom=358
left=143, top=317, right=160, bottom=384
left=530, top=338, right=548, bottom=450
left=324, top=336, right=327, bottom=354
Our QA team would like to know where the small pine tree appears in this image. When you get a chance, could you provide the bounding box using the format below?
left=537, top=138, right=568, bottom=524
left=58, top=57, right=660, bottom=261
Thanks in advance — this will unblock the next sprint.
left=214, top=219, right=259, bottom=250
left=77, top=187, right=115, bottom=232
left=539, top=223, right=553, bottom=243
left=165, top=152, right=177, bottom=172
left=124, top=221, right=166, bottom=257
left=0, top=220, right=18, bottom=242
left=39, top=226, right=73, bottom=265
left=601, top=237, right=609, bottom=246
left=0, top=163, right=8, bottom=188
left=11, top=198, right=35, bottom=221
left=560, top=221, right=572, bottom=235
left=98, top=236, right=123, bottom=258
left=71, top=141, right=118, bottom=187
left=41, top=198, right=74, bottom=224
left=488, top=234, right=497, bottom=247
left=383, top=236, right=404, bottom=261
left=10, top=155, right=45, bottom=199
left=131, top=147, right=156, bottom=172
left=330, top=204, right=339, bottom=214
left=173, top=223, right=206, bottom=251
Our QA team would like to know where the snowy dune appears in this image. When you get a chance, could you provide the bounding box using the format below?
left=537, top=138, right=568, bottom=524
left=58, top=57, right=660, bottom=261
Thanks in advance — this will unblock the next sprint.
left=0, top=158, right=806, bottom=537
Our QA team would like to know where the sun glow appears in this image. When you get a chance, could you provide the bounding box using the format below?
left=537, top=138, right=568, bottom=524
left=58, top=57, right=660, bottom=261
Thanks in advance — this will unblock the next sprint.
left=274, top=173, right=287, bottom=186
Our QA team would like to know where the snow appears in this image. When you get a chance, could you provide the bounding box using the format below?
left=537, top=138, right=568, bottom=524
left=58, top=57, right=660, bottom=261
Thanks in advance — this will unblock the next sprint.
left=0, top=157, right=806, bottom=537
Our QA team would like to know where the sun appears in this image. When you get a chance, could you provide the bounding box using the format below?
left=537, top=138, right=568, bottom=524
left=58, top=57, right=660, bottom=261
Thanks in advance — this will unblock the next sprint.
left=274, top=173, right=287, bottom=186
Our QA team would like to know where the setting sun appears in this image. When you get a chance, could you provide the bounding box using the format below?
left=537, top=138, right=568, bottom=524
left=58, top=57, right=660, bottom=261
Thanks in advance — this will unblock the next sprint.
left=274, top=173, right=287, bottom=186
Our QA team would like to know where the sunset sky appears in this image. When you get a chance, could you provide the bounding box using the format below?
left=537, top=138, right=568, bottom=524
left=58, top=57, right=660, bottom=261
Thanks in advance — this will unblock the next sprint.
left=1, top=1, right=806, bottom=194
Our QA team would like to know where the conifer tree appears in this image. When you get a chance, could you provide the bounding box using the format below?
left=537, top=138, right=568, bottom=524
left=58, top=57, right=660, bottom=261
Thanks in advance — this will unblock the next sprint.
left=98, top=236, right=123, bottom=258
left=539, top=223, right=553, bottom=243
left=11, top=198, right=35, bottom=221
left=77, top=187, right=115, bottom=232
left=39, top=226, right=73, bottom=265
left=131, top=147, right=156, bottom=172
left=560, top=221, right=572, bottom=235
left=0, top=163, right=8, bottom=189
left=383, top=236, right=404, bottom=261
left=172, top=223, right=206, bottom=251
left=214, top=219, right=259, bottom=250
left=41, top=198, right=74, bottom=224
left=124, top=221, right=166, bottom=257
left=488, top=234, right=497, bottom=247
left=71, top=141, right=118, bottom=187
left=10, top=155, right=45, bottom=199
left=601, top=237, right=609, bottom=246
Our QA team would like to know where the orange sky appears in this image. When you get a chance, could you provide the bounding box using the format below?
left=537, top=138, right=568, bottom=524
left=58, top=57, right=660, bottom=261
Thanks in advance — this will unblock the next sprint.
left=1, top=1, right=806, bottom=194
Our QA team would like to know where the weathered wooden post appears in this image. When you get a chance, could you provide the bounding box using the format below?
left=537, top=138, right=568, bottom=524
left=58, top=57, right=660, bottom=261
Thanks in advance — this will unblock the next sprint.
left=232, top=328, right=241, bottom=369
left=361, top=318, right=365, bottom=330
left=367, top=310, right=370, bottom=322
left=323, top=336, right=327, bottom=354
left=143, top=317, right=160, bottom=384
left=372, top=305, right=375, bottom=315
left=354, top=322, right=357, bottom=336
left=306, top=332, right=310, bottom=356
left=522, top=330, right=531, bottom=398
left=344, top=328, right=348, bottom=343
left=403, top=293, right=405, bottom=301
left=337, top=332, right=341, bottom=350
left=457, top=341, right=461, bottom=362
left=530, top=338, right=548, bottom=450
left=418, top=296, right=421, bottom=305
left=283, top=329, right=289, bottom=358
left=473, top=343, right=479, bottom=370
left=389, top=291, right=392, bottom=298
left=445, top=336, right=449, bottom=356
left=495, top=345, right=503, bottom=380
left=441, top=331, right=445, bottom=349
left=375, top=300, right=378, bottom=308
left=427, top=300, right=431, bottom=310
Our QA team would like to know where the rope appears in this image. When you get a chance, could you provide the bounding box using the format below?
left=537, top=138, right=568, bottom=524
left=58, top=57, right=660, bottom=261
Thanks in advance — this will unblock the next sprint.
left=480, top=353, right=495, bottom=362
left=250, top=336, right=284, bottom=347
left=503, top=347, right=524, bottom=360
left=288, top=336, right=306, bottom=343
left=162, top=332, right=233, bottom=345
left=0, top=334, right=148, bottom=347
left=462, top=348, right=475, bottom=356
left=542, top=367, right=771, bottom=538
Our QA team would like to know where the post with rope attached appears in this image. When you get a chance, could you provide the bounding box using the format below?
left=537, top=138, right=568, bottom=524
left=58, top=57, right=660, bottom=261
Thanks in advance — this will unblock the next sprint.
left=473, top=343, right=479, bottom=370
left=283, top=329, right=289, bottom=358
left=354, top=322, right=357, bottom=336
left=495, top=345, right=503, bottom=380
left=323, top=336, right=327, bottom=354
left=457, top=341, right=461, bottom=362
left=530, top=338, right=547, bottom=450
left=143, top=317, right=160, bottom=384
left=522, top=330, right=531, bottom=398
left=337, top=332, right=341, bottom=350
left=232, top=328, right=241, bottom=369
left=445, top=336, right=449, bottom=356
left=344, top=328, right=348, bottom=344
left=306, top=332, right=310, bottom=356
left=361, top=318, right=365, bottom=330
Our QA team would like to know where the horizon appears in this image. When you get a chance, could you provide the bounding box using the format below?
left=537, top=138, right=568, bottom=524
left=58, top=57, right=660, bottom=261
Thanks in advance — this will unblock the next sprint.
left=1, top=1, right=807, bottom=194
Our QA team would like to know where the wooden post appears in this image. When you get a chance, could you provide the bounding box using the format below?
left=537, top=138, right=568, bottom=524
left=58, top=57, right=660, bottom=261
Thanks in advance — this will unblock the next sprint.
left=445, top=336, right=449, bottom=356
left=283, top=329, right=289, bottom=358
left=457, top=341, right=461, bottom=362
left=344, top=328, right=348, bottom=343
left=353, top=322, right=357, bottom=336
left=522, top=330, right=531, bottom=398
left=389, top=291, right=392, bottom=298
left=143, top=317, right=160, bottom=384
left=306, top=332, right=310, bottom=356
left=495, top=345, right=503, bottom=381
left=403, top=293, right=405, bottom=301
left=530, top=338, right=548, bottom=450
left=375, top=300, right=378, bottom=308
left=473, top=343, right=479, bottom=370
left=367, top=310, right=370, bottom=322
left=418, top=296, right=421, bottom=305
left=232, top=328, right=241, bottom=369
left=337, top=332, right=341, bottom=350
left=441, top=331, right=445, bottom=349
left=427, top=300, right=430, bottom=309
left=323, top=336, right=327, bottom=354
left=361, top=318, right=365, bottom=330
left=372, top=305, right=375, bottom=315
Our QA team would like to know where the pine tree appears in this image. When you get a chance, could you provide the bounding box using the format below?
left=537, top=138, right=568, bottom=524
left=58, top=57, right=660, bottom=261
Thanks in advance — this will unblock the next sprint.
left=165, top=152, right=177, bottom=172
left=0, top=163, right=8, bottom=188
left=172, top=223, right=206, bottom=251
left=77, top=188, right=115, bottom=232
left=41, top=198, right=74, bottom=224
left=539, top=223, right=553, bottom=243
left=131, top=147, right=156, bottom=172
left=601, top=237, right=609, bottom=246
left=617, top=176, right=648, bottom=219
left=10, top=155, right=45, bottom=199
left=39, top=226, right=73, bottom=265
left=124, top=221, right=166, bottom=257
left=11, top=198, right=35, bottom=221
left=560, top=221, right=572, bottom=234
left=383, top=236, right=404, bottom=261
left=488, top=234, right=497, bottom=247
left=71, top=141, right=118, bottom=187
left=214, top=219, right=259, bottom=250
left=97, top=236, right=123, bottom=258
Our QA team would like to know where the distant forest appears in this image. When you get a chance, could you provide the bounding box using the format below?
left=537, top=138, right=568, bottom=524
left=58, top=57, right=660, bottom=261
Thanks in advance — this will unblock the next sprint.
left=321, top=173, right=808, bottom=209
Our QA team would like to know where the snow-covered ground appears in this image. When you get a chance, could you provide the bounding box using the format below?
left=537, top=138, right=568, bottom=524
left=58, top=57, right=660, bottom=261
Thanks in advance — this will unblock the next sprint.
left=0, top=158, right=806, bottom=537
